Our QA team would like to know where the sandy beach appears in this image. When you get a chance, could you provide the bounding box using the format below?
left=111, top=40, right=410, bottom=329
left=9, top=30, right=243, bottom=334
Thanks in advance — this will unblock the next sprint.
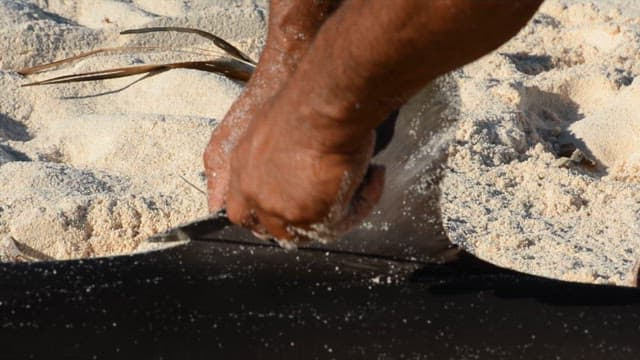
left=440, top=0, right=640, bottom=286
left=0, top=0, right=265, bottom=260
left=1, top=0, right=639, bottom=287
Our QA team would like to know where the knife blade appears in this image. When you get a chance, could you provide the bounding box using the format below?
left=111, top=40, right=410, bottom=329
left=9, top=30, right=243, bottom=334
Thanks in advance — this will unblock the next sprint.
left=145, top=209, right=232, bottom=244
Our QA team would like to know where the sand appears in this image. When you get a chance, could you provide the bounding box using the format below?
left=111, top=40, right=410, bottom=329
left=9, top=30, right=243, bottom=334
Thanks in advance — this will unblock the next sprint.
left=0, top=0, right=265, bottom=260
left=1, top=0, right=640, bottom=288
left=440, top=0, right=640, bottom=286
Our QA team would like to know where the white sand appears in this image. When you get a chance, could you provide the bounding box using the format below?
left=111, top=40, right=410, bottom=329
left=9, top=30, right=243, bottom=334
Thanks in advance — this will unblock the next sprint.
left=441, top=0, right=640, bottom=286
left=0, top=0, right=265, bottom=260
left=2, top=0, right=640, bottom=289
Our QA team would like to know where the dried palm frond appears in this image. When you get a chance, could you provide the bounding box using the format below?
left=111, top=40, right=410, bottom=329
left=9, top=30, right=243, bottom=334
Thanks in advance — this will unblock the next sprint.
left=120, top=27, right=256, bottom=65
left=18, top=47, right=143, bottom=76
left=18, top=27, right=256, bottom=87
left=17, top=46, right=225, bottom=76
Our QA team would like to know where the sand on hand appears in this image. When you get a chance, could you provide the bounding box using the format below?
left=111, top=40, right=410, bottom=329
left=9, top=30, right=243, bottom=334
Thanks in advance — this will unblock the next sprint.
left=0, top=0, right=266, bottom=260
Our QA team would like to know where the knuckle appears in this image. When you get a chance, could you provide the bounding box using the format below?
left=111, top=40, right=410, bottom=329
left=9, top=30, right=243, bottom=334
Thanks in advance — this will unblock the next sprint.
left=226, top=195, right=248, bottom=225
left=226, top=206, right=242, bottom=225
left=238, top=179, right=258, bottom=202
left=281, top=200, right=330, bottom=225
left=262, top=221, right=290, bottom=240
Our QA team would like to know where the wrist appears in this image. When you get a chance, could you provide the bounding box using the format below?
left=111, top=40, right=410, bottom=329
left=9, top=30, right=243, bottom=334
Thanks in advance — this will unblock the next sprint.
left=261, top=0, right=340, bottom=76
left=274, top=78, right=384, bottom=155
left=274, top=52, right=396, bottom=155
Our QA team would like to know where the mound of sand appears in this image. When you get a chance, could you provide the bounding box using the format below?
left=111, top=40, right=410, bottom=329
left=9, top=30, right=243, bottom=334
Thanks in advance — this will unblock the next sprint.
left=441, top=0, right=640, bottom=286
left=0, top=0, right=265, bottom=260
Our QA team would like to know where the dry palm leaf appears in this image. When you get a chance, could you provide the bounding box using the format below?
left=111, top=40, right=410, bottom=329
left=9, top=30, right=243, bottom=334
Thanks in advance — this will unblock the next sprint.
left=120, top=27, right=257, bottom=65
left=18, top=27, right=256, bottom=86
left=17, top=45, right=225, bottom=76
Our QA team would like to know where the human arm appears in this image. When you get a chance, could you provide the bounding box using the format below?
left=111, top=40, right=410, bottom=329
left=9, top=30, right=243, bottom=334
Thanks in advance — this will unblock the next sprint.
left=204, top=0, right=342, bottom=211
left=224, top=0, right=544, bottom=241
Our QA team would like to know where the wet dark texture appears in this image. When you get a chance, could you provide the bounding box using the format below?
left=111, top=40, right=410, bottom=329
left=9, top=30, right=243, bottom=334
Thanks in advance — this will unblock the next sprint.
left=0, top=238, right=639, bottom=359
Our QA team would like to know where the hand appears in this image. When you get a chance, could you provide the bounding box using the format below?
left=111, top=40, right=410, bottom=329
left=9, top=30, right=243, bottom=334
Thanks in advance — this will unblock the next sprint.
left=203, top=46, right=294, bottom=212
left=204, top=87, right=264, bottom=212
left=203, top=0, right=340, bottom=212
left=225, top=95, right=385, bottom=244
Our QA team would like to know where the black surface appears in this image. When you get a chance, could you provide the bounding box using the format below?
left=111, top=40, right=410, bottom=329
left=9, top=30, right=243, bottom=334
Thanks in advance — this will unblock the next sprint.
left=373, top=110, right=398, bottom=156
left=2, top=81, right=637, bottom=358
left=0, top=239, right=639, bottom=359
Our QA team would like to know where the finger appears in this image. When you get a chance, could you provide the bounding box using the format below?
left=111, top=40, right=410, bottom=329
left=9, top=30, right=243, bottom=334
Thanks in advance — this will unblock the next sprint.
left=257, top=211, right=317, bottom=248
left=256, top=211, right=294, bottom=241
left=226, top=187, right=256, bottom=229
left=334, top=164, right=386, bottom=234
left=203, top=123, right=237, bottom=212
left=206, top=166, right=230, bottom=212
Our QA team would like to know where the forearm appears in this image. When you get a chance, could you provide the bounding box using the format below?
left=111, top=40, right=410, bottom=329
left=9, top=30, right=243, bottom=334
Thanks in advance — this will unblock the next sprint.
left=204, top=0, right=342, bottom=211
left=256, top=0, right=342, bottom=80
left=282, top=0, right=543, bottom=151
left=266, top=0, right=342, bottom=55
left=237, top=0, right=342, bottom=109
